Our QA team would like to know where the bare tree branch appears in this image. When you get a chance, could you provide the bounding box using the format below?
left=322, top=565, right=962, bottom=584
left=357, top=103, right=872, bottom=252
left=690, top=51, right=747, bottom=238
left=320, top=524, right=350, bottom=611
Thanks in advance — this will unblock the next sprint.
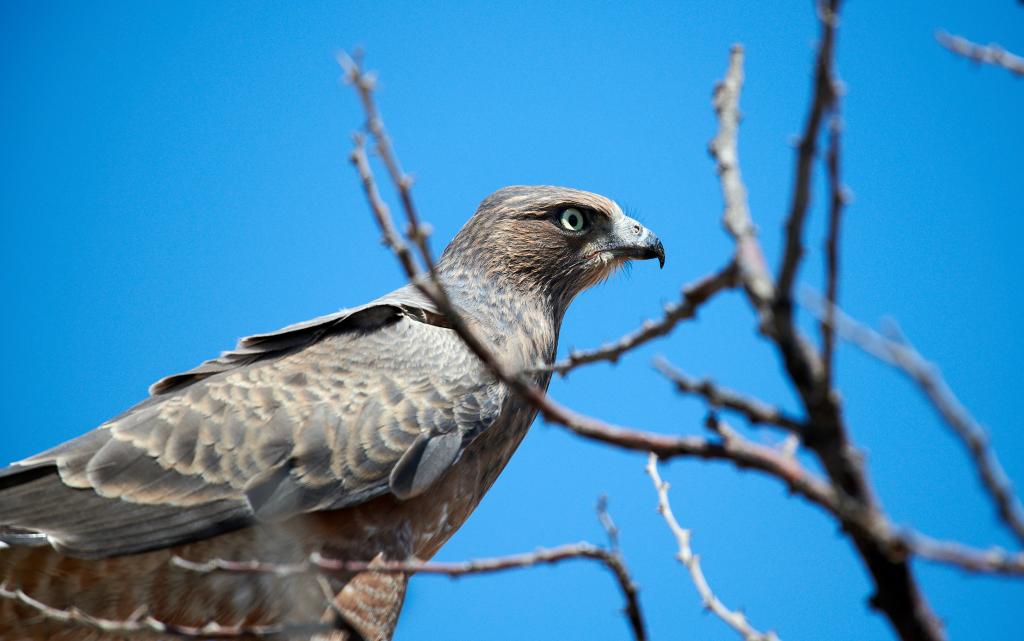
left=350, top=134, right=423, bottom=279
left=338, top=51, right=438, bottom=270
left=906, top=532, right=1024, bottom=576
left=342, top=53, right=542, bottom=402
left=175, top=543, right=648, bottom=641
left=708, top=9, right=947, bottom=639
left=708, top=44, right=774, bottom=311
left=646, top=453, right=781, bottom=641
left=804, top=294, right=1024, bottom=546
left=775, top=0, right=840, bottom=301
left=558, top=414, right=1024, bottom=579
left=565, top=412, right=845, bottom=521
left=821, top=113, right=847, bottom=390
left=539, top=261, right=738, bottom=377
left=653, top=357, right=806, bottom=433
left=347, top=98, right=539, bottom=423
left=597, top=494, right=621, bottom=551
left=0, top=583, right=331, bottom=639
left=936, top=31, right=1024, bottom=77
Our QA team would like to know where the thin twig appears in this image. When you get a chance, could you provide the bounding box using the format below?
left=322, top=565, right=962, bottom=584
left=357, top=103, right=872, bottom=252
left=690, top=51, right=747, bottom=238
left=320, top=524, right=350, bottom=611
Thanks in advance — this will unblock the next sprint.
left=342, top=52, right=534, bottom=395
left=646, top=453, right=780, bottom=641
left=653, top=357, right=806, bottom=433
left=936, top=31, right=1024, bottom=77
left=593, top=499, right=646, bottom=640
left=343, top=53, right=480, bottom=385
left=175, top=544, right=648, bottom=641
left=597, top=495, right=621, bottom=551
left=538, top=262, right=738, bottom=376
left=338, top=51, right=438, bottom=271
left=350, top=134, right=423, bottom=279
left=821, top=112, right=846, bottom=391
left=804, top=294, right=1024, bottom=546
left=906, top=532, right=1024, bottom=576
left=708, top=44, right=774, bottom=310
left=0, top=583, right=330, bottom=639
left=775, top=0, right=840, bottom=302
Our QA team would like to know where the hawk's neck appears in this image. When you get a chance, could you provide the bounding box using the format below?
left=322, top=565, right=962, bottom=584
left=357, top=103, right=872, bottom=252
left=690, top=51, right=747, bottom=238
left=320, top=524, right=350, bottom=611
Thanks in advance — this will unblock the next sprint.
left=438, top=267, right=564, bottom=383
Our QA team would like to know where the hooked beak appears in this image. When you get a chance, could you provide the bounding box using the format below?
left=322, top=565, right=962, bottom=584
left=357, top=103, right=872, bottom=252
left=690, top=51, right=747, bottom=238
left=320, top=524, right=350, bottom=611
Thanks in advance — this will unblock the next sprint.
left=605, top=217, right=665, bottom=268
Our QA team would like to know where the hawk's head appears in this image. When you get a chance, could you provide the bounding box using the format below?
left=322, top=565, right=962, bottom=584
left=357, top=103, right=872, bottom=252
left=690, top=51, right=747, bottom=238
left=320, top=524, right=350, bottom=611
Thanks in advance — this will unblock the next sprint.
left=439, top=186, right=664, bottom=311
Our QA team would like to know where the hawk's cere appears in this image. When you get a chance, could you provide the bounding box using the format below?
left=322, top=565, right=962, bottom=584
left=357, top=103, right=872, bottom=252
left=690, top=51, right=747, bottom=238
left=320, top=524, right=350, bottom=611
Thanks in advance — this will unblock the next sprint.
left=0, top=186, right=664, bottom=640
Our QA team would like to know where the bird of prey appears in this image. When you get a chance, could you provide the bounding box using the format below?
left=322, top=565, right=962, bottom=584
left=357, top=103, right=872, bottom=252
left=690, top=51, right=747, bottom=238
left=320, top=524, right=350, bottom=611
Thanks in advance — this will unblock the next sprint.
left=0, top=185, right=664, bottom=641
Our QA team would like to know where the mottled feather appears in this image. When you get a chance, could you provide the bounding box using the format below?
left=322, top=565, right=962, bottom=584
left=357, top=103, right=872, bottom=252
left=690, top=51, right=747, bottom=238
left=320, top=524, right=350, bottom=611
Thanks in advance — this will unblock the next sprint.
left=0, top=291, right=503, bottom=558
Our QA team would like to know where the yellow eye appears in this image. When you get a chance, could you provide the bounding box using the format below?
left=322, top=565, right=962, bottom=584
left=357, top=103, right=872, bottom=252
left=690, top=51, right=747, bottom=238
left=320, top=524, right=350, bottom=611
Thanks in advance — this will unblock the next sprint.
left=560, top=208, right=586, bottom=231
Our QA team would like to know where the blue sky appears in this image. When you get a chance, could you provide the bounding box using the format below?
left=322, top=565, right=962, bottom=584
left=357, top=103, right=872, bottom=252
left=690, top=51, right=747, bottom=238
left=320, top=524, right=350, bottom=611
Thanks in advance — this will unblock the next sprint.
left=1, top=1, right=1022, bottom=639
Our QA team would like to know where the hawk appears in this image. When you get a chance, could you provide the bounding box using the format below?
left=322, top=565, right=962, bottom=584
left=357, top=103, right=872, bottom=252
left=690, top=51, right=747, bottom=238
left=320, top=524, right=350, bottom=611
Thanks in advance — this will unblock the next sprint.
left=0, top=186, right=664, bottom=640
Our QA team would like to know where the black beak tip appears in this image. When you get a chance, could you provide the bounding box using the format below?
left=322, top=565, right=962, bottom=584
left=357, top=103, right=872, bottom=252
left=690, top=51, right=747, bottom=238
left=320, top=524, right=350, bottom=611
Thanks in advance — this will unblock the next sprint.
left=649, top=240, right=665, bottom=269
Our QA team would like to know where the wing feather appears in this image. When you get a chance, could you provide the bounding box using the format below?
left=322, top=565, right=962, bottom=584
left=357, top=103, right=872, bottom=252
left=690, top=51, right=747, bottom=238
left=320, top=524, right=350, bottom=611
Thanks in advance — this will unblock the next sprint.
left=0, top=288, right=505, bottom=559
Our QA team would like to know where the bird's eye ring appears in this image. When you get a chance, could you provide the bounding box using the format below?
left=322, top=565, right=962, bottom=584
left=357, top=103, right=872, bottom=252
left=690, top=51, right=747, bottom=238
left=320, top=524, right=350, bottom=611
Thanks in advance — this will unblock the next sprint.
left=559, top=208, right=586, bottom=232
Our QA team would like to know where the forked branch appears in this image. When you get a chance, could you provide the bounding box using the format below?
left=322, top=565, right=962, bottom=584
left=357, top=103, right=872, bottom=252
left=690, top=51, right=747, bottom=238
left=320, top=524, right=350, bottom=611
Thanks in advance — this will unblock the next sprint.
left=804, top=294, right=1024, bottom=546
left=775, top=0, right=841, bottom=302
left=709, top=9, right=947, bottom=639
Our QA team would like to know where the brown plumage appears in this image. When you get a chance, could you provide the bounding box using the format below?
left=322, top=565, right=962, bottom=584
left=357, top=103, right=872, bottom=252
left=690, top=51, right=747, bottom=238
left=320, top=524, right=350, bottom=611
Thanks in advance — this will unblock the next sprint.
left=0, top=186, right=664, bottom=640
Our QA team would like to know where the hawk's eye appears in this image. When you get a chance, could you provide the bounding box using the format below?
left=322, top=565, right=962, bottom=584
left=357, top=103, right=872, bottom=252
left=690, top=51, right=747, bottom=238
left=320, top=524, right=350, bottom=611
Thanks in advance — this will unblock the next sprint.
left=559, top=208, right=587, bottom=232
